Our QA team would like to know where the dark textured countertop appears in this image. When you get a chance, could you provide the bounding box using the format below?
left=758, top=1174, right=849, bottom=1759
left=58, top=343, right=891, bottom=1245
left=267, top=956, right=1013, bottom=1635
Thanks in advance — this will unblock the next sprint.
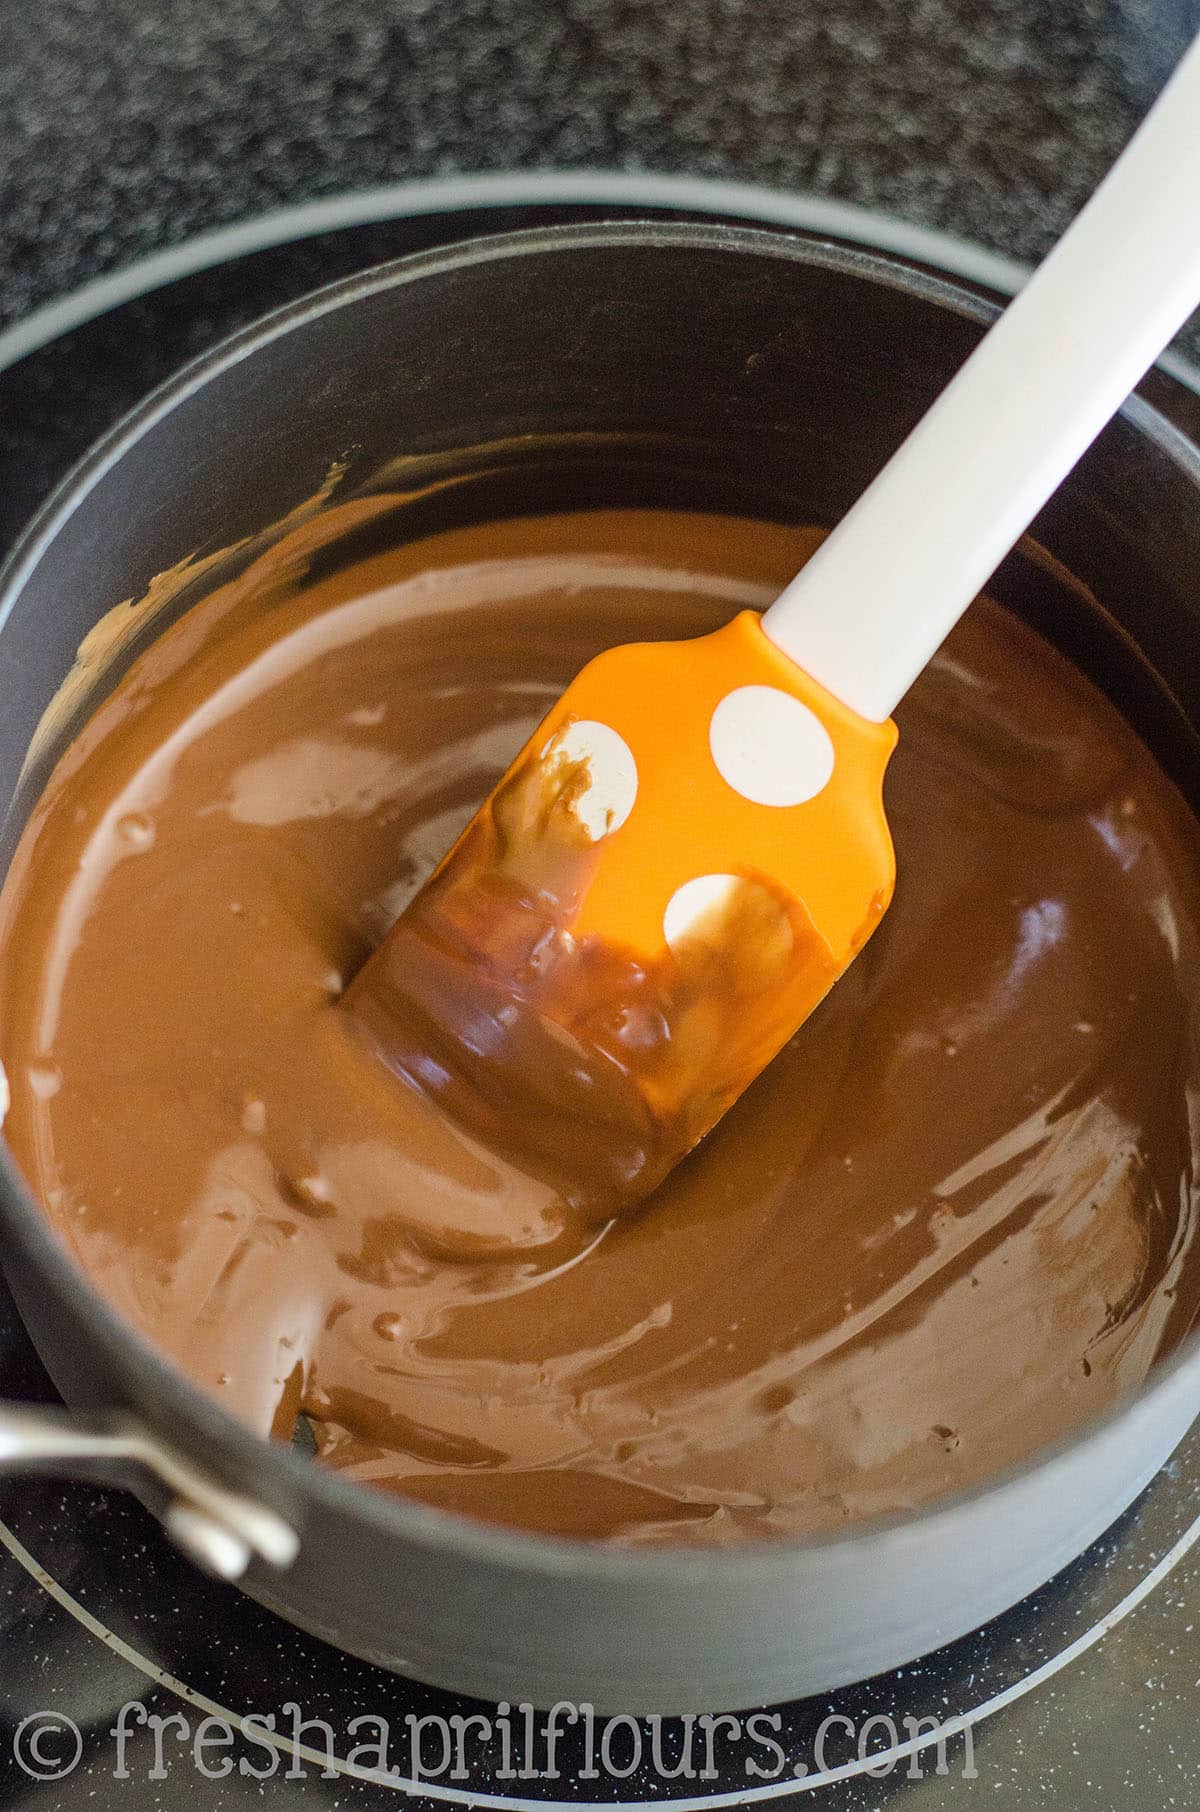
left=2, top=0, right=1199, bottom=337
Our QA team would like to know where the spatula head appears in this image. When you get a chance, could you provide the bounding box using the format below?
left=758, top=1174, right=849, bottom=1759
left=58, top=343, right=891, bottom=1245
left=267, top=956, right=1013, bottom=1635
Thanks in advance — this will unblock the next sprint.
left=346, top=610, right=897, bottom=1216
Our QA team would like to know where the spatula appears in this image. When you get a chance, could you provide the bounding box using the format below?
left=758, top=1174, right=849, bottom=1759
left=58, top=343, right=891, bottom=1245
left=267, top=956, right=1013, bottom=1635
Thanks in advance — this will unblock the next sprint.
left=346, top=34, right=1200, bottom=1218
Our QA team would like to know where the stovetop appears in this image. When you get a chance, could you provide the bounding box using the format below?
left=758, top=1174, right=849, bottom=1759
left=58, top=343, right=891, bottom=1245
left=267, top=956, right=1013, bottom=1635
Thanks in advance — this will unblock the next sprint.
left=0, top=193, right=1199, bottom=1811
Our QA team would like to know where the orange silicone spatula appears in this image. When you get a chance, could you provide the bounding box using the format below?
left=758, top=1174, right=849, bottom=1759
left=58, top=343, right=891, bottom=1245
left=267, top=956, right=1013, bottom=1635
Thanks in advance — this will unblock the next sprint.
left=347, top=35, right=1200, bottom=1216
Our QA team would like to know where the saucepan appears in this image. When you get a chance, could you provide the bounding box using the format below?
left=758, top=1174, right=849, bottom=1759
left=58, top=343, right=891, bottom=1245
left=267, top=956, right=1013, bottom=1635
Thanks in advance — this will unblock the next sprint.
left=0, top=223, right=1198, bottom=1714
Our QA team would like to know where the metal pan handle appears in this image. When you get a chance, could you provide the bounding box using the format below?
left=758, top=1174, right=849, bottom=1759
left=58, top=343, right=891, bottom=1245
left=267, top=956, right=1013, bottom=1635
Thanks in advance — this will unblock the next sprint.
left=0, top=1400, right=298, bottom=1579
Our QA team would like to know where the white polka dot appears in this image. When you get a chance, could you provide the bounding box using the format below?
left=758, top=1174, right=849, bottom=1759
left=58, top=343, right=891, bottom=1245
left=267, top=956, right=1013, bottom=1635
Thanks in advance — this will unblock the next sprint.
left=709, top=685, right=835, bottom=806
left=550, top=720, right=638, bottom=839
left=663, top=874, right=741, bottom=950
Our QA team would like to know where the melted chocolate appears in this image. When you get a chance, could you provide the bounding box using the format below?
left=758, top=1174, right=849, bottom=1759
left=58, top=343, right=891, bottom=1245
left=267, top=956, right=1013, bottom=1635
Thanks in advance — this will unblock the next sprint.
left=2, top=509, right=1199, bottom=1545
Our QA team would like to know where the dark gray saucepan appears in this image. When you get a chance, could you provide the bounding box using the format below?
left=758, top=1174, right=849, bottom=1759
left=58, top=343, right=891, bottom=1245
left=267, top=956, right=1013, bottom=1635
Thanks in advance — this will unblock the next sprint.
left=1, top=223, right=1199, bottom=1714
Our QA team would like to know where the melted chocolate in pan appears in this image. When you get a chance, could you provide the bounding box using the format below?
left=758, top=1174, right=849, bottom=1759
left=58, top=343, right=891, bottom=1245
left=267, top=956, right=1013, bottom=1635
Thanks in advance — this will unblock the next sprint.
left=2, top=508, right=1198, bottom=1546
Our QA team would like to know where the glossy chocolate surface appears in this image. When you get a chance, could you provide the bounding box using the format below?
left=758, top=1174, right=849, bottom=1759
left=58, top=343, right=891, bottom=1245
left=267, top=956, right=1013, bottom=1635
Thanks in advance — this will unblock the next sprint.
left=3, top=508, right=1199, bottom=1545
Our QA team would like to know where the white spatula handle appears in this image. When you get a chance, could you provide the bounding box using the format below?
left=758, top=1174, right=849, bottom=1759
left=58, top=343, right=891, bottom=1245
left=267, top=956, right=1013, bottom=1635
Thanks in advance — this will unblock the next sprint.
left=762, top=32, right=1200, bottom=723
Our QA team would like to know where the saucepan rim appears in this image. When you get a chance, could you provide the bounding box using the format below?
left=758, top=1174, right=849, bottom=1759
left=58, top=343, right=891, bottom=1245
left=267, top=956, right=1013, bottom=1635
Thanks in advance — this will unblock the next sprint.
left=1, top=217, right=1199, bottom=1583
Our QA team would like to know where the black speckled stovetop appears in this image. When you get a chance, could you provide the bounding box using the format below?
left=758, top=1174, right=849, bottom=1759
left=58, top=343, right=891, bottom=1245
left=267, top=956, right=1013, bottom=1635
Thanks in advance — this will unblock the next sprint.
left=2, top=0, right=1200, bottom=338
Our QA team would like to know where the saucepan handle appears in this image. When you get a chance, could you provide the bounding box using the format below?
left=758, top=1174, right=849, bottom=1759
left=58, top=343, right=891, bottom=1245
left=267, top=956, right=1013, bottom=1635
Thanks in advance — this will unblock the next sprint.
left=0, top=1400, right=298, bottom=1580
